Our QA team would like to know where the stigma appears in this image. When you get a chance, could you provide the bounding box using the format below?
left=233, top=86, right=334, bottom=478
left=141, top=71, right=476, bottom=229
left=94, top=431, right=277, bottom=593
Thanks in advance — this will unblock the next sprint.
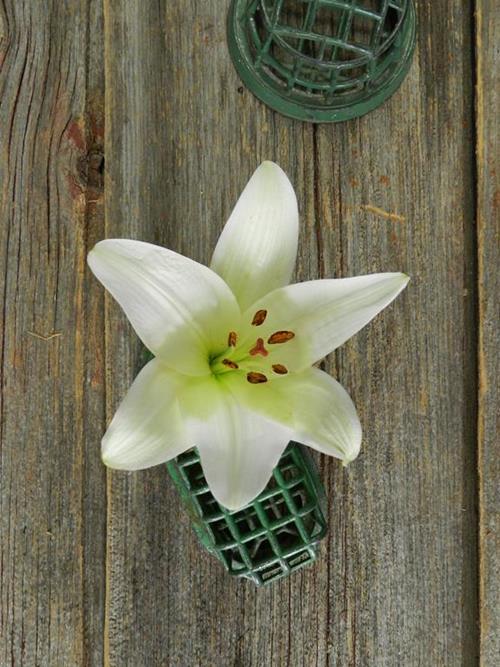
left=249, top=338, right=268, bottom=357
left=212, top=318, right=296, bottom=383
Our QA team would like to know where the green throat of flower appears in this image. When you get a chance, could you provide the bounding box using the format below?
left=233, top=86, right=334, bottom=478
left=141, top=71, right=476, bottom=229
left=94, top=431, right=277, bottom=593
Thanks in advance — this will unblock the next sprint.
left=209, top=309, right=295, bottom=384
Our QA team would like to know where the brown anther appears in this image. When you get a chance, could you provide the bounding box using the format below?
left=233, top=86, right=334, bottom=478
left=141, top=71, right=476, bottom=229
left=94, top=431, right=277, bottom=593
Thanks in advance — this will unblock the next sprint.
left=247, top=372, right=268, bottom=384
left=249, top=337, right=269, bottom=357
left=227, top=331, right=238, bottom=347
left=251, top=309, right=268, bottom=326
left=268, top=331, right=295, bottom=345
left=272, top=364, right=288, bottom=375
left=222, top=359, right=239, bottom=370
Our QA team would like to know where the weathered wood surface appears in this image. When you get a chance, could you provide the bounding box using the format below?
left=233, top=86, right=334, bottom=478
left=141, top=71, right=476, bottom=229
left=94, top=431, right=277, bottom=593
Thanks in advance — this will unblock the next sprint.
left=0, top=0, right=497, bottom=665
left=476, top=2, right=500, bottom=665
left=0, top=1, right=106, bottom=665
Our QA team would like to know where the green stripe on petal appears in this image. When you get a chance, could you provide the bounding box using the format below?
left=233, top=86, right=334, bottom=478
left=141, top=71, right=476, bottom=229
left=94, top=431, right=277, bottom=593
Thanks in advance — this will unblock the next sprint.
left=177, top=375, right=293, bottom=510
left=88, top=239, right=241, bottom=376
left=223, top=368, right=361, bottom=464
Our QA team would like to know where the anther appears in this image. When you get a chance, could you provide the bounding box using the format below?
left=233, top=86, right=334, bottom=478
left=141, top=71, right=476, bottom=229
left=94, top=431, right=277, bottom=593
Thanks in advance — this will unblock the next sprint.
left=268, top=331, right=295, bottom=344
left=247, top=372, right=268, bottom=384
left=228, top=331, right=238, bottom=347
left=251, top=309, right=268, bottom=326
left=249, top=338, right=268, bottom=357
left=272, top=364, right=288, bottom=375
left=222, top=359, right=239, bottom=370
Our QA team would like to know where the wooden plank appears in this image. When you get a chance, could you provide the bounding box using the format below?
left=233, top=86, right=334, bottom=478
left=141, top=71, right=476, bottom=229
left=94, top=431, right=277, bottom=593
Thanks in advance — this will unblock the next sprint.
left=0, top=1, right=106, bottom=664
left=313, top=1, right=478, bottom=662
left=0, top=0, right=486, bottom=664
left=476, top=2, right=500, bottom=665
left=103, top=2, right=321, bottom=665
left=103, top=2, right=479, bottom=666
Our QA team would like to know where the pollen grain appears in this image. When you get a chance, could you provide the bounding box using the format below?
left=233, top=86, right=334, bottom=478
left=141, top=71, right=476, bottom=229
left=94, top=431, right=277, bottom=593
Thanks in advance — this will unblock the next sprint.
left=247, top=372, right=268, bottom=384
left=227, top=331, right=238, bottom=347
left=268, top=331, right=295, bottom=345
left=272, top=364, right=288, bottom=375
left=222, top=359, right=239, bottom=370
left=251, top=309, right=268, bottom=326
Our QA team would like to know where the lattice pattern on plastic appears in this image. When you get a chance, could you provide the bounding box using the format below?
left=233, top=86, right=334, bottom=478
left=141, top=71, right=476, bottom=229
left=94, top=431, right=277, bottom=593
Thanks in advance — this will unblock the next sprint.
left=227, top=0, right=416, bottom=121
left=167, top=443, right=327, bottom=586
left=250, top=0, right=406, bottom=96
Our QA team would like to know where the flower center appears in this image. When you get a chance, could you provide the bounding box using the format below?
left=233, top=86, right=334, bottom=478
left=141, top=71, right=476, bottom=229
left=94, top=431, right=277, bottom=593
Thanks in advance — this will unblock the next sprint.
left=209, top=310, right=294, bottom=383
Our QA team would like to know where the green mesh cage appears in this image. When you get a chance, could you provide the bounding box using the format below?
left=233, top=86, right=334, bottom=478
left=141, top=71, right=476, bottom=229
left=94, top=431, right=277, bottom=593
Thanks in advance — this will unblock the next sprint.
left=167, top=443, right=327, bottom=586
left=227, top=0, right=416, bottom=122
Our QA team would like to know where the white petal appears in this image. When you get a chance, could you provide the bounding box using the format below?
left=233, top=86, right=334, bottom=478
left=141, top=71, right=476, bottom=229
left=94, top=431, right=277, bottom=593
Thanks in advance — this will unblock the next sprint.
left=241, top=273, right=409, bottom=371
left=223, top=368, right=361, bottom=463
left=178, top=376, right=293, bottom=510
left=102, top=359, right=190, bottom=470
left=210, top=162, right=299, bottom=311
left=285, top=369, right=362, bottom=463
left=88, top=239, right=240, bottom=376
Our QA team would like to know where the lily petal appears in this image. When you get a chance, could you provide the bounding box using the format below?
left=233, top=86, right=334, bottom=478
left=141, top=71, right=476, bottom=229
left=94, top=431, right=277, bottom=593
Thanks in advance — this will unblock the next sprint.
left=88, top=239, right=240, bottom=376
left=285, top=369, right=362, bottom=463
left=210, top=162, right=299, bottom=311
left=102, top=359, right=190, bottom=470
left=242, top=273, right=409, bottom=371
left=223, top=368, right=361, bottom=463
left=178, top=376, right=293, bottom=510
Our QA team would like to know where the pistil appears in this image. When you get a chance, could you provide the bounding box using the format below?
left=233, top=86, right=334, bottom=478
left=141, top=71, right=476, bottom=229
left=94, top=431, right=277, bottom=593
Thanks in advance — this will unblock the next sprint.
left=212, top=324, right=296, bottom=382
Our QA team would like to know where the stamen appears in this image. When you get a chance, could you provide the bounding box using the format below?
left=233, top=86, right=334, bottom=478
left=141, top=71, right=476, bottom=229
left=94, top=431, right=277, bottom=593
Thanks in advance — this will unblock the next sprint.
left=272, top=364, right=288, bottom=375
left=222, top=359, right=239, bottom=370
left=249, top=337, right=268, bottom=357
left=247, top=372, right=268, bottom=384
left=228, top=331, right=238, bottom=347
left=251, top=309, right=268, bottom=326
left=268, top=331, right=295, bottom=344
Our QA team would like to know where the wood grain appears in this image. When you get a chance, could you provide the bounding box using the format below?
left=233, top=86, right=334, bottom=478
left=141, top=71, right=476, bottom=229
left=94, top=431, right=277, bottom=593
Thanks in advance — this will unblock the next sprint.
left=102, top=1, right=479, bottom=666
left=313, top=1, right=479, bottom=662
left=0, top=1, right=106, bottom=665
left=1, top=0, right=495, bottom=665
left=476, top=2, right=500, bottom=665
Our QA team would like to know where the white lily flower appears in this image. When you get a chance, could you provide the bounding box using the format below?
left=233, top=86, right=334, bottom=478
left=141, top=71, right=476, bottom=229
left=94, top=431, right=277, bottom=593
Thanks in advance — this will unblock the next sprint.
left=88, top=162, right=409, bottom=511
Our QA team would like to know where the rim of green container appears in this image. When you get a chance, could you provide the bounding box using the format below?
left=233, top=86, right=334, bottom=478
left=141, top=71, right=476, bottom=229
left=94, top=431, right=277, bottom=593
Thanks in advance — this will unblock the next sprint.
left=227, top=0, right=417, bottom=123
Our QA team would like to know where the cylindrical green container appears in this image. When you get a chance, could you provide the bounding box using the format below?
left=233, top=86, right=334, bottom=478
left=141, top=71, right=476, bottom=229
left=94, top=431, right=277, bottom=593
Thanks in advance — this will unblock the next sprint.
left=167, top=443, right=327, bottom=586
left=228, top=0, right=416, bottom=122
